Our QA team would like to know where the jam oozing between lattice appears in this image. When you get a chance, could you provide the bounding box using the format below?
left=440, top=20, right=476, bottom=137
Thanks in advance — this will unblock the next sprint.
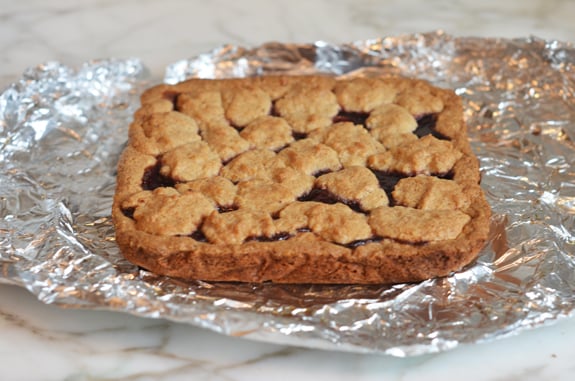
left=414, top=114, right=449, bottom=140
left=345, top=237, right=383, bottom=248
left=297, top=188, right=363, bottom=213
left=122, top=207, right=135, bottom=218
left=370, top=170, right=406, bottom=205
left=190, top=229, right=208, bottom=242
left=141, top=161, right=175, bottom=190
left=246, top=232, right=292, bottom=242
left=292, top=131, right=308, bottom=140
left=333, top=111, right=369, bottom=125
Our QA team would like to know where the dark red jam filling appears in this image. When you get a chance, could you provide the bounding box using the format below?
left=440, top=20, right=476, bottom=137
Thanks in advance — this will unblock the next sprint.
left=369, top=170, right=406, bottom=205
left=414, top=114, right=449, bottom=140
left=292, top=131, right=308, bottom=140
left=297, top=187, right=364, bottom=213
left=246, top=232, right=292, bottom=242
left=142, top=161, right=176, bottom=190
left=217, top=205, right=239, bottom=213
left=312, top=169, right=333, bottom=178
left=270, top=102, right=281, bottom=117
left=345, top=237, right=383, bottom=248
left=122, top=207, right=135, bottom=218
left=190, top=229, right=208, bottom=242
left=333, top=111, right=369, bottom=125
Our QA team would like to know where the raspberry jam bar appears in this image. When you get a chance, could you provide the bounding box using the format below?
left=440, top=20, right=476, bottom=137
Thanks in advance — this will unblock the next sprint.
left=112, top=75, right=491, bottom=284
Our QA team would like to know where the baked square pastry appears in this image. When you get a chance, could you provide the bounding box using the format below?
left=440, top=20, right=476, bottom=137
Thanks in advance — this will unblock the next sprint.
left=112, top=75, right=491, bottom=284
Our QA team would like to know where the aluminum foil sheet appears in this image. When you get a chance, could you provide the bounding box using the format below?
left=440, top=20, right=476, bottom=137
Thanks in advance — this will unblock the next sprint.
left=1, top=31, right=575, bottom=356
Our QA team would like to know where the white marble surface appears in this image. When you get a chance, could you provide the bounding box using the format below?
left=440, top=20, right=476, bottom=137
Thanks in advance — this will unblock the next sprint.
left=1, top=0, right=575, bottom=380
left=2, top=284, right=575, bottom=381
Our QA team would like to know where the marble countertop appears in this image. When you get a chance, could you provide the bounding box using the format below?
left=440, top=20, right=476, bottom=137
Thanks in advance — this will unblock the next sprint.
left=2, top=0, right=575, bottom=380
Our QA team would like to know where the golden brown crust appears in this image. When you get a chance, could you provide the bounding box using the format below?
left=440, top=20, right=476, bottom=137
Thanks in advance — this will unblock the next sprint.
left=112, top=75, right=491, bottom=284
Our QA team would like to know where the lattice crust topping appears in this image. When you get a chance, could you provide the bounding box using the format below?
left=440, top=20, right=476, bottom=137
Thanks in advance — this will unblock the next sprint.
left=159, top=141, right=221, bottom=182
left=202, top=209, right=276, bottom=245
left=121, top=188, right=214, bottom=236
left=315, top=167, right=389, bottom=211
left=333, top=78, right=398, bottom=112
left=175, top=177, right=237, bottom=209
left=367, top=135, right=463, bottom=174
left=239, top=116, right=294, bottom=151
left=369, top=206, right=471, bottom=242
left=392, top=175, right=470, bottom=211
left=119, top=76, right=483, bottom=248
left=308, top=122, right=384, bottom=167
left=274, top=86, right=339, bottom=133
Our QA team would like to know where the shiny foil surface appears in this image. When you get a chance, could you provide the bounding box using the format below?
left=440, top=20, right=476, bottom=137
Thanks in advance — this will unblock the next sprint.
left=1, top=32, right=575, bottom=356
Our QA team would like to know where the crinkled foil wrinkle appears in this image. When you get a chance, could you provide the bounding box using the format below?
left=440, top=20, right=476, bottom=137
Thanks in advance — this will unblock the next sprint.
left=1, top=32, right=575, bottom=356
